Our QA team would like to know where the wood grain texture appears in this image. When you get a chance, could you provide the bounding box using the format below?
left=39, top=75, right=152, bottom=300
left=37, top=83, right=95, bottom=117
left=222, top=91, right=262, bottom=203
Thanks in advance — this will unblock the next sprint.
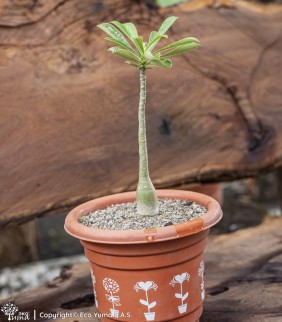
left=0, top=0, right=281, bottom=227
left=1, top=218, right=281, bottom=321
left=0, top=221, right=38, bottom=268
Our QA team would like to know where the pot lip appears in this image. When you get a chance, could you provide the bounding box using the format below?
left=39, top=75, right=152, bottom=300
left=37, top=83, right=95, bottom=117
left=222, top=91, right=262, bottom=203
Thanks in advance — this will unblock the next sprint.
left=64, top=189, right=222, bottom=244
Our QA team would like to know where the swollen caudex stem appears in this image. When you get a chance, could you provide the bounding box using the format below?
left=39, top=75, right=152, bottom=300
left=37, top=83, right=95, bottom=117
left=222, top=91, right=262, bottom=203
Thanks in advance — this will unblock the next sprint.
left=97, top=16, right=200, bottom=216
left=136, top=68, right=158, bottom=216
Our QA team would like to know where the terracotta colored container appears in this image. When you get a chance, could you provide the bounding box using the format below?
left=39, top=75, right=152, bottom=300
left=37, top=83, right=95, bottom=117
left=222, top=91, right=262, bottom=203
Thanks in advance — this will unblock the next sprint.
left=65, top=190, right=222, bottom=322
left=188, top=183, right=223, bottom=205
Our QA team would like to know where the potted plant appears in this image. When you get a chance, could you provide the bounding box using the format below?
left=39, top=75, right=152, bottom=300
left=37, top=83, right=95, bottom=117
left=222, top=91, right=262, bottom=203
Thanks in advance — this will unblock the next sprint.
left=65, top=16, right=222, bottom=322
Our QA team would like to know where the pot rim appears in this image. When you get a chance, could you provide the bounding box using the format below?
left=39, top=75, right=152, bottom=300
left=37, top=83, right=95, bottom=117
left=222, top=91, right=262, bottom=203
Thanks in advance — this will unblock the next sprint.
left=64, top=189, right=222, bottom=244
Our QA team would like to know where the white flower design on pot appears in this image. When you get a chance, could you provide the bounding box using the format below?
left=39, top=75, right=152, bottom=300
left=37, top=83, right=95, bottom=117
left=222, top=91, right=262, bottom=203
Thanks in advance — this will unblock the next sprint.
left=90, top=269, right=98, bottom=308
left=198, top=260, right=205, bottom=301
left=134, top=281, right=158, bottom=321
left=170, top=272, right=190, bottom=314
left=103, top=278, right=121, bottom=318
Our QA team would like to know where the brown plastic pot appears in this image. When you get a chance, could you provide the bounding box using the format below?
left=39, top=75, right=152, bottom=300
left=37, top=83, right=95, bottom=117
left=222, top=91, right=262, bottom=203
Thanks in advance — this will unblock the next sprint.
left=65, top=190, right=222, bottom=322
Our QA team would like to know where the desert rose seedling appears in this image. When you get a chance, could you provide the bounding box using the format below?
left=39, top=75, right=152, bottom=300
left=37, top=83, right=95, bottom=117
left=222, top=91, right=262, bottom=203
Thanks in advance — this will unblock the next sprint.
left=97, top=17, right=200, bottom=216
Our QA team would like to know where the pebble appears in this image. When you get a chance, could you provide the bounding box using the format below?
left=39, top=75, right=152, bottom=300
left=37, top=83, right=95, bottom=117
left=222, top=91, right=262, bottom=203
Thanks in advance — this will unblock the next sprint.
left=80, top=198, right=207, bottom=230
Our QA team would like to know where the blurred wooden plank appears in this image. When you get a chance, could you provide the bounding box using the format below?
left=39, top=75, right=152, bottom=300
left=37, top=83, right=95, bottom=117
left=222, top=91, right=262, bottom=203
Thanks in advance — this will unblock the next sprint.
left=1, top=218, right=281, bottom=322
left=0, top=0, right=281, bottom=227
left=203, top=218, right=282, bottom=321
left=0, top=263, right=95, bottom=316
left=0, top=222, right=38, bottom=269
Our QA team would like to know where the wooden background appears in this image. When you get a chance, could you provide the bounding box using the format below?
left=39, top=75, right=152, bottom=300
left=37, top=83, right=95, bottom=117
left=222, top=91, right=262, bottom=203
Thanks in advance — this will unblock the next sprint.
left=0, top=0, right=281, bottom=227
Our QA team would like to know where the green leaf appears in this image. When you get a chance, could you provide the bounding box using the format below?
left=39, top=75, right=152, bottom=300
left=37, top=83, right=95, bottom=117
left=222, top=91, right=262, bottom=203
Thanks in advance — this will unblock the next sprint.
left=113, top=48, right=139, bottom=62
left=111, top=21, right=131, bottom=39
left=111, top=21, right=143, bottom=55
left=111, top=21, right=138, bottom=40
left=161, top=42, right=200, bottom=57
left=154, top=0, right=185, bottom=7
left=125, top=61, right=140, bottom=68
left=156, top=37, right=200, bottom=53
left=150, top=59, right=165, bottom=67
left=161, top=58, right=172, bottom=67
left=149, top=31, right=158, bottom=43
left=158, top=16, right=178, bottom=36
left=135, top=36, right=145, bottom=53
left=105, top=37, right=136, bottom=54
left=150, top=58, right=172, bottom=68
left=123, top=22, right=138, bottom=38
left=97, top=23, right=130, bottom=47
left=108, top=46, right=122, bottom=53
left=146, top=34, right=168, bottom=51
left=145, top=16, right=178, bottom=52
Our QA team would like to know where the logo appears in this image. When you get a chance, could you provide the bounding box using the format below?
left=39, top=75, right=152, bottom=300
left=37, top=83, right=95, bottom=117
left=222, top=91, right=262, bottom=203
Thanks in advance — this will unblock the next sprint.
left=1, top=303, right=30, bottom=321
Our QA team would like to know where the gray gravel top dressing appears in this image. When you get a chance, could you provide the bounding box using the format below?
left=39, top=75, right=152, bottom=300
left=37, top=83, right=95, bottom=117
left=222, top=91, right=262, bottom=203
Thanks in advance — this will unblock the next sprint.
left=79, top=199, right=207, bottom=230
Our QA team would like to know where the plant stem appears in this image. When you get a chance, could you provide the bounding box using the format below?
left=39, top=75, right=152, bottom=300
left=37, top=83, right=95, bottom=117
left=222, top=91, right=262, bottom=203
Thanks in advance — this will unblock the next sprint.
left=136, top=68, right=158, bottom=216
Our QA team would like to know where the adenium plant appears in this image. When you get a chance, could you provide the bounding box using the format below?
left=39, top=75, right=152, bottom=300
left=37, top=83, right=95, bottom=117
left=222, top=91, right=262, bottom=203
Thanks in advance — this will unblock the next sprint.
left=97, top=17, right=200, bottom=216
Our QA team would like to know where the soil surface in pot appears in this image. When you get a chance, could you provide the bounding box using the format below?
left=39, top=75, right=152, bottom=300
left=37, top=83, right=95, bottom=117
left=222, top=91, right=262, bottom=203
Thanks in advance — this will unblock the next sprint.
left=79, top=198, right=207, bottom=230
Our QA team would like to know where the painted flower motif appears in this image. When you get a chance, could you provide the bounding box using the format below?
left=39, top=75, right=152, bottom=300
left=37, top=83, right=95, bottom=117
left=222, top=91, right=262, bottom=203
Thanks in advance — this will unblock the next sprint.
left=103, top=278, right=120, bottom=294
left=134, top=281, right=158, bottom=292
left=134, top=280, right=158, bottom=320
left=106, top=294, right=121, bottom=306
left=170, top=272, right=190, bottom=314
left=90, top=269, right=96, bottom=283
left=198, top=261, right=204, bottom=276
left=198, top=260, right=205, bottom=301
left=170, top=272, right=190, bottom=286
left=90, top=269, right=99, bottom=308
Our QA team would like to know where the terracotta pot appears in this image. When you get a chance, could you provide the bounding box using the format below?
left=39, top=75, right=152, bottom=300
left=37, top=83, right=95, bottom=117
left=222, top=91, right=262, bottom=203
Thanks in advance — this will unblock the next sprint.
left=65, top=190, right=222, bottom=322
left=187, top=183, right=223, bottom=205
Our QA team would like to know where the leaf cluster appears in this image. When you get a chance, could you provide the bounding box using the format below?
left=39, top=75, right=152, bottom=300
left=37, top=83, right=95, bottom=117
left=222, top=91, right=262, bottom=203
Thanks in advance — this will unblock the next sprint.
left=97, top=16, right=200, bottom=69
